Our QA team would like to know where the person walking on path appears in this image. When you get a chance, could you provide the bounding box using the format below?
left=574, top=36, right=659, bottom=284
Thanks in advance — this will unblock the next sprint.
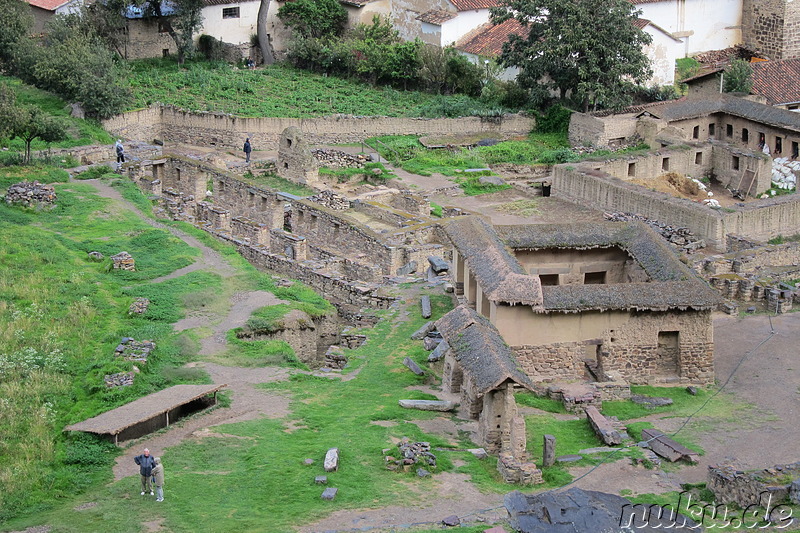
left=134, top=448, right=156, bottom=495
left=152, top=457, right=165, bottom=502
left=243, top=137, right=252, bottom=163
left=115, top=140, right=126, bottom=171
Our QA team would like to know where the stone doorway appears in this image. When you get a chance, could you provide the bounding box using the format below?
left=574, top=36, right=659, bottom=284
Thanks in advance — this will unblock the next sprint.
left=656, top=331, right=680, bottom=378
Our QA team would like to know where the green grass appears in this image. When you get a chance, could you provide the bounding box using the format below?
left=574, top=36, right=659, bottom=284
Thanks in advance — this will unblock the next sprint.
left=430, top=202, right=443, bottom=217
left=240, top=171, right=316, bottom=197
left=515, top=392, right=568, bottom=413
left=0, top=75, right=114, bottom=151
left=601, top=385, right=745, bottom=421
left=318, top=162, right=395, bottom=183
left=365, top=132, right=570, bottom=177
left=127, top=58, right=497, bottom=118
left=454, top=174, right=512, bottom=196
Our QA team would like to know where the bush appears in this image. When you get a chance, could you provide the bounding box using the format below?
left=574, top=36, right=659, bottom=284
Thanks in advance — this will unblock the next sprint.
left=197, top=34, right=240, bottom=62
left=536, top=104, right=572, bottom=134
left=539, top=147, right=579, bottom=164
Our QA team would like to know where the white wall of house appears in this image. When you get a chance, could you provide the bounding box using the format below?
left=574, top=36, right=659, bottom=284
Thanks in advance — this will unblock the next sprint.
left=441, top=10, right=489, bottom=46
left=200, top=1, right=259, bottom=46
left=461, top=52, right=519, bottom=82
left=419, top=21, right=443, bottom=46
left=634, top=0, right=743, bottom=56
left=643, top=26, right=682, bottom=86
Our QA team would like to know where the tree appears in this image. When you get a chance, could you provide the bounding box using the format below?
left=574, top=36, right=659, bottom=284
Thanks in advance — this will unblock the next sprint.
left=144, top=0, right=205, bottom=65
left=491, top=0, right=653, bottom=112
left=0, top=0, right=33, bottom=69
left=257, top=0, right=275, bottom=65
left=277, top=0, right=347, bottom=39
left=0, top=84, right=66, bottom=163
left=723, top=59, right=753, bottom=94
left=81, top=0, right=129, bottom=57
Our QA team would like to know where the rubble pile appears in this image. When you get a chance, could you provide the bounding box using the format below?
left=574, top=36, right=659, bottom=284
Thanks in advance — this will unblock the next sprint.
left=104, top=371, right=135, bottom=388
left=309, top=190, right=350, bottom=210
left=312, top=149, right=368, bottom=169
left=385, top=439, right=437, bottom=471
left=603, top=212, right=705, bottom=252
left=5, top=181, right=57, bottom=207
left=128, top=297, right=150, bottom=315
left=115, top=337, right=155, bottom=362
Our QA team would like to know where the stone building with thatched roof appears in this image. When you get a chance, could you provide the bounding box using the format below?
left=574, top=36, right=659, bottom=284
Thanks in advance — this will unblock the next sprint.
left=442, top=217, right=719, bottom=385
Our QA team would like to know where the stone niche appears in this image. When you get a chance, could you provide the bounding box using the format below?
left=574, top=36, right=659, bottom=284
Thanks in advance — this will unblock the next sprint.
left=277, top=126, right=319, bottom=186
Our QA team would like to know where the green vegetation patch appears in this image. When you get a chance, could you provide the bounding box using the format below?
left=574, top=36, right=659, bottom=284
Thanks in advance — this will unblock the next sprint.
left=128, top=59, right=494, bottom=118
left=241, top=170, right=316, bottom=197
left=318, top=162, right=395, bottom=183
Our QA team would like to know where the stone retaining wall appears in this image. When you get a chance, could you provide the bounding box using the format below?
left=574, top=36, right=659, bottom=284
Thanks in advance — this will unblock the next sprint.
left=103, top=106, right=536, bottom=151
left=708, top=462, right=800, bottom=508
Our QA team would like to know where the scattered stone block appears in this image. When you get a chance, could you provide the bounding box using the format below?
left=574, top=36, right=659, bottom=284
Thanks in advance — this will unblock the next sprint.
left=467, top=448, right=487, bottom=460
left=686, top=386, right=698, bottom=396
left=387, top=440, right=436, bottom=470
left=324, top=448, right=339, bottom=472
left=543, top=435, right=556, bottom=467
left=303, top=459, right=314, bottom=466
left=417, top=468, right=430, bottom=477
left=322, top=345, right=347, bottom=370
left=556, top=454, right=583, bottom=463
left=631, top=395, right=673, bottom=408
left=128, top=297, right=150, bottom=315
left=5, top=181, right=56, bottom=207
left=422, top=335, right=441, bottom=351
left=114, top=338, right=155, bottom=363
left=104, top=371, right=134, bottom=388
left=398, top=399, right=455, bottom=411
left=403, top=357, right=424, bottom=375
left=315, top=475, right=327, bottom=484
left=790, top=479, right=800, bottom=505
left=396, top=261, right=417, bottom=276
left=427, top=256, right=449, bottom=273
left=478, top=175, right=505, bottom=186
left=321, top=487, right=338, bottom=500
left=584, top=406, right=623, bottom=446
left=111, top=251, right=136, bottom=271
left=427, top=340, right=449, bottom=362
left=746, top=306, right=757, bottom=313
left=410, top=321, right=434, bottom=340
left=497, top=453, right=544, bottom=484
left=421, top=295, right=432, bottom=319
left=88, top=251, right=104, bottom=261
left=641, top=428, right=698, bottom=463
left=443, top=282, right=454, bottom=293
left=441, top=515, right=460, bottom=527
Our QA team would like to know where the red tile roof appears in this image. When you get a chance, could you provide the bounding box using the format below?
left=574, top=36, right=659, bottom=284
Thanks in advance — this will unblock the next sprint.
left=26, top=0, right=71, bottom=11
left=751, top=58, right=800, bottom=106
left=632, top=18, right=651, bottom=29
left=417, top=9, right=457, bottom=25
left=450, top=0, right=499, bottom=11
left=455, top=19, right=527, bottom=57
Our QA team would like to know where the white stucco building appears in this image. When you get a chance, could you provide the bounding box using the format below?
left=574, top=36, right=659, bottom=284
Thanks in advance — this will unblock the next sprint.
left=199, top=0, right=260, bottom=49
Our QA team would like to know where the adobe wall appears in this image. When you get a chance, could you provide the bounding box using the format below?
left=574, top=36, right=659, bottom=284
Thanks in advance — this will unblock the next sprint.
left=103, top=106, right=536, bottom=151
left=569, top=112, right=639, bottom=147
left=511, top=309, right=714, bottom=385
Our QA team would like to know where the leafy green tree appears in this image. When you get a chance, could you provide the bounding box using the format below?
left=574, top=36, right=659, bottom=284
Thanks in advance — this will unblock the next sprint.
left=723, top=59, right=754, bottom=94
left=491, top=0, right=653, bottom=112
left=0, top=0, right=33, bottom=69
left=278, top=0, right=347, bottom=39
left=81, top=0, right=129, bottom=57
left=0, top=84, right=66, bottom=163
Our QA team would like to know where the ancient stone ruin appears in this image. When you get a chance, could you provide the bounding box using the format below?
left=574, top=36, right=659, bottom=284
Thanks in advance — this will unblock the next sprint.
left=114, top=337, right=155, bottom=363
left=104, top=371, right=135, bottom=388
left=5, top=181, right=57, bottom=208
left=128, top=297, right=150, bottom=315
left=708, top=462, right=800, bottom=508
left=277, top=126, right=319, bottom=186
left=385, top=439, right=436, bottom=472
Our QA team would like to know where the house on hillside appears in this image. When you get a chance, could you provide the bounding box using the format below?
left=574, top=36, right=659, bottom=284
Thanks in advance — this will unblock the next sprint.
left=443, top=216, right=718, bottom=386
left=454, top=16, right=681, bottom=86
left=198, top=0, right=259, bottom=56
left=24, top=0, right=84, bottom=33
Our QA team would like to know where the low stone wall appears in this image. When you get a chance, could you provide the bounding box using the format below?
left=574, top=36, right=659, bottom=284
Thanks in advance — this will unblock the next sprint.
left=513, top=341, right=586, bottom=382
left=708, top=463, right=800, bottom=508
left=103, top=106, right=536, bottom=151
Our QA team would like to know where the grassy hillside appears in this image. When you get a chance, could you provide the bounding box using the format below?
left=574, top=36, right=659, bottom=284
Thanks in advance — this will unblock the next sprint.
left=0, top=76, right=113, bottom=156
left=128, top=59, right=504, bottom=118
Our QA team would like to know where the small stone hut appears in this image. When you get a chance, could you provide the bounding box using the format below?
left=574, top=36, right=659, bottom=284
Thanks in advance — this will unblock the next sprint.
left=277, top=126, right=319, bottom=186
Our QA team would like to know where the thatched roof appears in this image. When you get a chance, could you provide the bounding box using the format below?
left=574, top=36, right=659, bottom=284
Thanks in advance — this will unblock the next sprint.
left=442, top=217, right=544, bottom=307
left=64, top=384, right=226, bottom=436
left=445, top=217, right=718, bottom=312
left=436, top=306, right=535, bottom=395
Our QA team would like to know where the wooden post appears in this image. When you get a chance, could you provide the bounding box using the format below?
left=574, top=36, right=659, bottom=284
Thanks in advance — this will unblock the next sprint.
left=165, top=412, right=170, bottom=427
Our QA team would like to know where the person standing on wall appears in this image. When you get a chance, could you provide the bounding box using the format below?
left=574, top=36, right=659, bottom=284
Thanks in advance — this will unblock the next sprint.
left=115, top=139, right=125, bottom=171
left=134, top=448, right=156, bottom=496
left=152, top=457, right=165, bottom=502
left=243, top=137, right=252, bottom=163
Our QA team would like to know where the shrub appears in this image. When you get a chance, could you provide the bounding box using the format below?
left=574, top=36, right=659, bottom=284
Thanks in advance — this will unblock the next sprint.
left=536, top=104, right=572, bottom=134
left=539, top=147, right=579, bottom=164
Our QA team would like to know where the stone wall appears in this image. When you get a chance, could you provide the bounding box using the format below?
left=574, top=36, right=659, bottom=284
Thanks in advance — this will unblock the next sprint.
left=743, top=0, right=800, bottom=60
left=554, top=163, right=800, bottom=250
left=708, top=462, right=800, bottom=508
left=103, top=106, right=536, bottom=151
left=514, top=310, right=714, bottom=385
left=569, top=111, right=639, bottom=148
left=124, top=19, right=177, bottom=60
